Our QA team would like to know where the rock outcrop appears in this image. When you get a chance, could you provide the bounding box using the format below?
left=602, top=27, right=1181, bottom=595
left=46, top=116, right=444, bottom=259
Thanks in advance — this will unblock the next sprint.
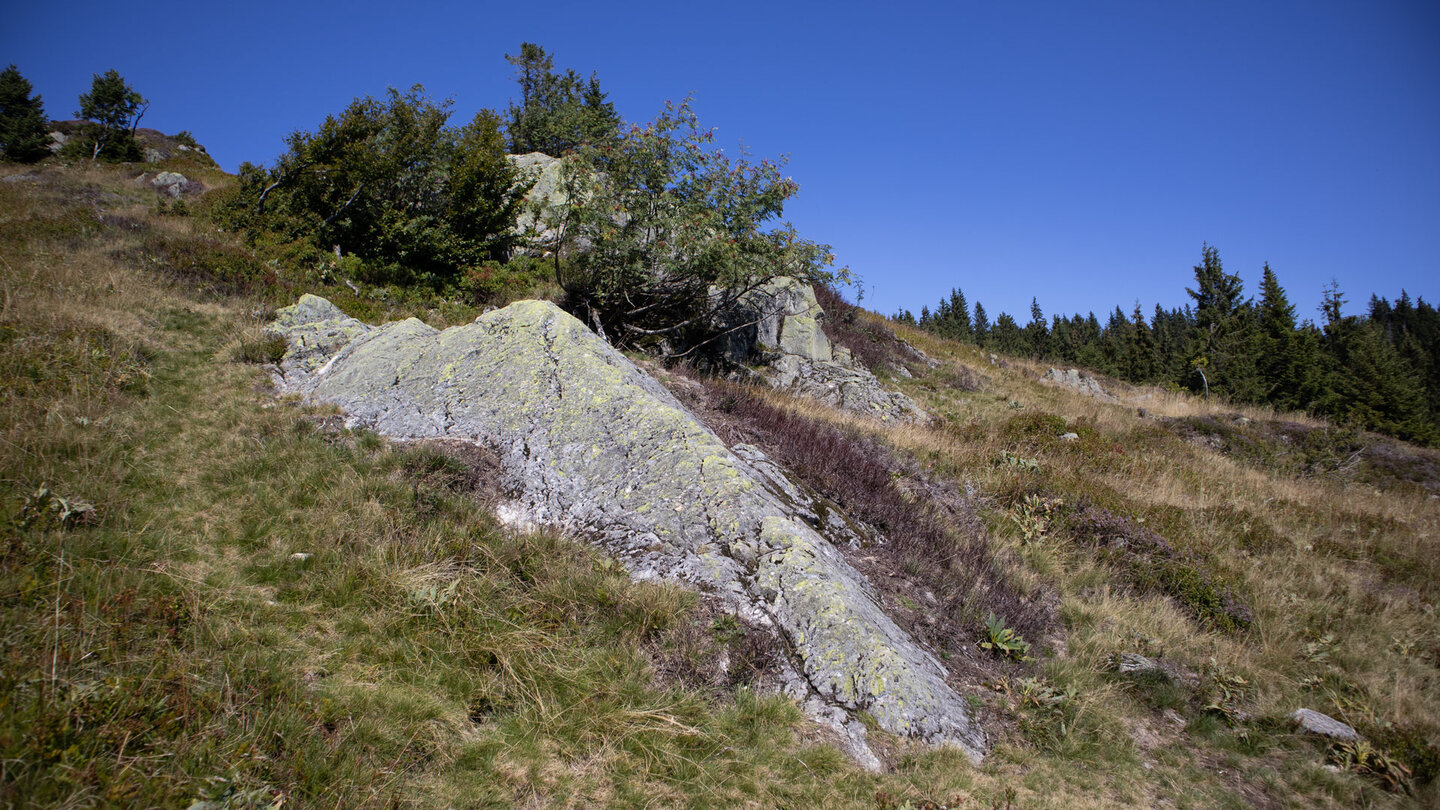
left=267, top=294, right=986, bottom=768
left=1042, top=367, right=1117, bottom=402
left=720, top=278, right=927, bottom=423
left=509, top=152, right=566, bottom=246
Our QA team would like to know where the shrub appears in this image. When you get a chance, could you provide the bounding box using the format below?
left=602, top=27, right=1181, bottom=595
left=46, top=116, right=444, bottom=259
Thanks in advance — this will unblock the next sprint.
left=552, top=98, right=845, bottom=348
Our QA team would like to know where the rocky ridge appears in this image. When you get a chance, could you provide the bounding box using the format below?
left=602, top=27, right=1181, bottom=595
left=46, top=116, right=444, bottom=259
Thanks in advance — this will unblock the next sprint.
left=266, top=294, right=986, bottom=768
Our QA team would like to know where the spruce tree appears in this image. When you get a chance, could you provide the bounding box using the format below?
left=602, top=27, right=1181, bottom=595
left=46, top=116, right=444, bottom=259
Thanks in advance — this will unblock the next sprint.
left=1025, top=297, right=1048, bottom=358
left=0, top=65, right=50, bottom=163
left=505, top=43, right=619, bottom=155
left=1185, top=244, right=1253, bottom=397
left=972, top=301, right=989, bottom=347
left=1256, top=263, right=1302, bottom=408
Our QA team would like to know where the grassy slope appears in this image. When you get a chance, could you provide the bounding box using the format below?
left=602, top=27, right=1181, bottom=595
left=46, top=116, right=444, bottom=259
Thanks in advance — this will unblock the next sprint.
left=1, top=161, right=1435, bottom=809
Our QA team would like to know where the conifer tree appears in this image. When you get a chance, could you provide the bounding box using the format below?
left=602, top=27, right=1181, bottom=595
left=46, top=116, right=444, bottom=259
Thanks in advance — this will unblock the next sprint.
left=0, top=65, right=50, bottom=163
left=1185, top=244, right=1253, bottom=397
left=505, top=43, right=620, bottom=155
left=1025, top=297, right=1048, bottom=358
left=972, top=301, right=989, bottom=347
left=1256, top=263, right=1302, bottom=408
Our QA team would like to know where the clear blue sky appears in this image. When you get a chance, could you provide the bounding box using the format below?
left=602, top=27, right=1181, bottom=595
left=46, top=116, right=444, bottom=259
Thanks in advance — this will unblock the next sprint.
left=5, top=0, right=1438, bottom=323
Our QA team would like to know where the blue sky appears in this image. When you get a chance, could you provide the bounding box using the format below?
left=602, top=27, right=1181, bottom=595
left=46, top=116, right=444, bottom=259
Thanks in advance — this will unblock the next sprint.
left=5, top=0, right=1437, bottom=322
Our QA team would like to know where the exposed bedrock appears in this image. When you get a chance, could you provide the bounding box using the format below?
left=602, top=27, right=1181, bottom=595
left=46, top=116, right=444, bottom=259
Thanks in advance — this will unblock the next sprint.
left=267, top=294, right=986, bottom=767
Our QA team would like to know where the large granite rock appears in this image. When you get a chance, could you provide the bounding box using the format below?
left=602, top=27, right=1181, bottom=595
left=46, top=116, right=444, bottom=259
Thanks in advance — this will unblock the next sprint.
left=720, top=278, right=927, bottom=423
left=509, top=152, right=567, bottom=246
left=267, top=294, right=986, bottom=768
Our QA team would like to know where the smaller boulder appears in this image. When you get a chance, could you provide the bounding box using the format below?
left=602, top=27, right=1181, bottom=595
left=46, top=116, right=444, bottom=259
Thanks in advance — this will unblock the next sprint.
left=1289, top=708, right=1359, bottom=742
left=150, top=171, right=189, bottom=198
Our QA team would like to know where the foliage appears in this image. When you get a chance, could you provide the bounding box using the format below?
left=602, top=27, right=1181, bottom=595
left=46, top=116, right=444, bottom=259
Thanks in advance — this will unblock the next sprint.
left=979, top=613, right=1031, bottom=660
left=1009, top=493, right=1063, bottom=545
left=1328, top=739, right=1413, bottom=793
left=505, top=42, right=621, bottom=156
left=219, top=86, right=531, bottom=285
left=551, top=97, right=846, bottom=347
left=72, top=69, right=147, bottom=161
left=0, top=64, right=50, bottom=162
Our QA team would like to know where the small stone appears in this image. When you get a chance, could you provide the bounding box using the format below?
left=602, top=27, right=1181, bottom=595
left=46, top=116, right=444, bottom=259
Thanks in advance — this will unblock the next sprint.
left=1116, top=652, right=1161, bottom=674
left=1059, top=432, right=1080, bottom=442
left=1162, top=709, right=1186, bottom=730
left=289, top=552, right=312, bottom=562
left=1290, top=708, right=1359, bottom=741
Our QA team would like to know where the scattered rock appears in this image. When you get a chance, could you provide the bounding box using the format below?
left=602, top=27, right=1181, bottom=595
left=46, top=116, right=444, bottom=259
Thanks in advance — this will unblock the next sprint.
left=289, top=552, right=312, bottom=562
left=1060, top=432, right=1080, bottom=442
left=1042, top=367, right=1117, bottom=402
left=1112, top=652, right=1199, bottom=687
left=267, top=294, right=988, bottom=767
left=1289, top=708, right=1359, bottom=741
left=1162, top=708, right=1187, bottom=730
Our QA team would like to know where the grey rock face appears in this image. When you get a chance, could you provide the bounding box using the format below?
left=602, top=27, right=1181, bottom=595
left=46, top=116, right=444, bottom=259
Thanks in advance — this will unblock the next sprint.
left=509, top=152, right=566, bottom=247
left=268, top=295, right=987, bottom=767
left=1289, top=708, right=1359, bottom=741
left=720, top=278, right=927, bottom=423
left=1043, top=367, right=1117, bottom=402
left=148, top=171, right=191, bottom=198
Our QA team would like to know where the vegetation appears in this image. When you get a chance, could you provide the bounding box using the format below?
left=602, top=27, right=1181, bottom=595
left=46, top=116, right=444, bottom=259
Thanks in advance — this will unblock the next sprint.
left=504, top=42, right=621, bottom=156
left=219, top=87, right=532, bottom=288
left=3, top=45, right=1438, bottom=809
left=0, top=64, right=50, bottom=162
left=902, top=245, right=1439, bottom=445
left=552, top=98, right=846, bottom=348
left=70, top=69, right=148, bottom=162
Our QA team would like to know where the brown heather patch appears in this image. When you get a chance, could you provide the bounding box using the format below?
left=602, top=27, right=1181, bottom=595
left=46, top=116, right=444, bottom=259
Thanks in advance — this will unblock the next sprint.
left=661, top=366, right=1051, bottom=646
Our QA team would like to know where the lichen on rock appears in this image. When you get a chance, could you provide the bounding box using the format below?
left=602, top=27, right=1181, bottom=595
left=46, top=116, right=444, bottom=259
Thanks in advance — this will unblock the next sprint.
left=267, top=295, right=987, bottom=767
left=715, top=277, right=928, bottom=423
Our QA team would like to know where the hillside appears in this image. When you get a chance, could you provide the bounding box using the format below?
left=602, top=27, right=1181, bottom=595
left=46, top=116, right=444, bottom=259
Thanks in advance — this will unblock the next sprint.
left=2, top=151, right=1438, bottom=810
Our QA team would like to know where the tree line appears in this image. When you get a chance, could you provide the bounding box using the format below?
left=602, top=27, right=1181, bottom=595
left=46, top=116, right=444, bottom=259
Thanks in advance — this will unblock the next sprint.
left=897, top=245, right=1438, bottom=445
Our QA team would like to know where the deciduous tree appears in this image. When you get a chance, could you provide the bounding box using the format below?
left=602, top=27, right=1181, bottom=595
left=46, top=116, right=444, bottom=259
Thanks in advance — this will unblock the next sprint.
left=75, top=69, right=146, bottom=161
left=550, top=98, right=844, bottom=348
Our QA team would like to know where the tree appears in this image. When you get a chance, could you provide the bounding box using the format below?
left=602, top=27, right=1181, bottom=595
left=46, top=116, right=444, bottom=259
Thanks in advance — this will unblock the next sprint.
left=1185, top=244, right=1255, bottom=397
left=505, top=43, right=620, bottom=156
left=449, top=109, right=531, bottom=263
left=1254, top=263, right=1305, bottom=408
left=223, top=86, right=531, bottom=282
left=549, top=97, right=844, bottom=347
left=75, top=69, right=147, bottom=161
left=1024, top=297, right=1049, bottom=358
left=0, top=65, right=50, bottom=163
